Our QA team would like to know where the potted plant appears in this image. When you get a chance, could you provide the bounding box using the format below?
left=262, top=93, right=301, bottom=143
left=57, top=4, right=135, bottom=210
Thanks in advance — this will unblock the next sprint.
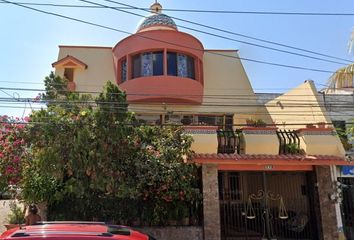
left=306, top=124, right=316, bottom=129
left=285, top=143, right=300, bottom=154
left=246, top=118, right=267, bottom=127
left=5, top=202, right=25, bottom=230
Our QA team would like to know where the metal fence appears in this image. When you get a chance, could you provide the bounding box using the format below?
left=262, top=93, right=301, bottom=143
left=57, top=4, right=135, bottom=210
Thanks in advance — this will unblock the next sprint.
left=219, top=172, right=317, bottom=240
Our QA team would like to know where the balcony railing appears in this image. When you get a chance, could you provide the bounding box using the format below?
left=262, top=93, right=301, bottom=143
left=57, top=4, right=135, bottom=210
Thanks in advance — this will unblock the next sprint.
left=217, top=130, right=241, bottom=154
left=276, top=130, right=300, bottom=154
left=217, top=129, right=300, bottom=155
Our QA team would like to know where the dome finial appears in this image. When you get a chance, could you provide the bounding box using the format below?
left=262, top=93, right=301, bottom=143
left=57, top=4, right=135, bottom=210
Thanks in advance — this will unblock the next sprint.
left=150, top=1, right=162, bottom=14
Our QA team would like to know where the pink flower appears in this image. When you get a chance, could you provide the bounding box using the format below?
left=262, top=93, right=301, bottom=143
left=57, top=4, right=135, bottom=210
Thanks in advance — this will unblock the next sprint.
left=13, top=156, right=20, bottom=163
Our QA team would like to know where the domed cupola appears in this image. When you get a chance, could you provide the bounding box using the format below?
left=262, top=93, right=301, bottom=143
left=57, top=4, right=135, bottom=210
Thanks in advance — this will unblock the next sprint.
left=137, top=2, right=178, bottom=32
left=113, top=1, right=204, bottom=104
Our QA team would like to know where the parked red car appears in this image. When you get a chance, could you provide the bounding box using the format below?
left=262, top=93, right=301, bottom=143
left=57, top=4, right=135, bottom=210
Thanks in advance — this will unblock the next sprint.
left=0, top=222, right=156, bottom=240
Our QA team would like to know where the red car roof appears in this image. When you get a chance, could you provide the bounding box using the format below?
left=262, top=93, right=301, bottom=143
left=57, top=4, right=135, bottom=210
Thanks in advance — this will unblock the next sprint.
left=0, top=222, right=149, bottom=240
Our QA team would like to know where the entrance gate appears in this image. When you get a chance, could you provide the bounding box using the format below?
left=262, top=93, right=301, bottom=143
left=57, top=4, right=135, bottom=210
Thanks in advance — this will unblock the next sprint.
left=219, top=172, right=318, bottom=240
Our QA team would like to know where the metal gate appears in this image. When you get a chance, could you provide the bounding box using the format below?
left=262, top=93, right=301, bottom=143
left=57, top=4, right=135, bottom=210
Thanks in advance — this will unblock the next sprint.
left=339, top=177, right=354, bottom=240
left=219, top=172, right=318, bottom=240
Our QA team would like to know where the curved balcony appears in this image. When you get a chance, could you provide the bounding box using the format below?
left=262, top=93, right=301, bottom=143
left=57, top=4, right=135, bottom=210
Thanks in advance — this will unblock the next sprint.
left=119, top=75, right=203, bottom=104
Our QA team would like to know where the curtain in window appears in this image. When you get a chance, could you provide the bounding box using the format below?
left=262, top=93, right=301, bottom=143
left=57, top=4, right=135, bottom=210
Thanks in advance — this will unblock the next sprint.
left=167, top=52, right=177, bottom=76
left=153, top=52, right=163, bottom=75
left=142, top=53, right=153, bottom=76
left=177, top=54, right=187, bottom=77
left=132, top=55, right=141, bottom=78
left=187, top=56, right=195, bottom=79
left=121, top=60, right=127, bottom=82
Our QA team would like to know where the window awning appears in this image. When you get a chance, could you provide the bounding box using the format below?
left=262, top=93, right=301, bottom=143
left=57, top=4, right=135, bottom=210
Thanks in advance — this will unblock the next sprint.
left=52, top=55, right=88, bottom=70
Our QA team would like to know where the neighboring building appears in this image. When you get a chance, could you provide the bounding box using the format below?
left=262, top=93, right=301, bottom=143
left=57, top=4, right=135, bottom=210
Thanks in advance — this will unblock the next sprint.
left=320, top=66, right=354, bottom=240
left=257, top=70, right=354, bottom=240
left=52, top=3, right=353, bottom=240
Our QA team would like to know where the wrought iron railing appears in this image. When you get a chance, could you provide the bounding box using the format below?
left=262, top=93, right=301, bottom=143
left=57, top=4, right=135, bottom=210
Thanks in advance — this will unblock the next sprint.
left=217, top=129, right=300, bottom=155
left=217, top=130, right=241, bottom=154
left=276, top=130, right=300, bottom=155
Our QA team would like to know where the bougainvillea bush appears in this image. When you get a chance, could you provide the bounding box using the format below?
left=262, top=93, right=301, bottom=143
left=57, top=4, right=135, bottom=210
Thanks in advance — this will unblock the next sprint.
left=0, top=115, right=28, bottom=195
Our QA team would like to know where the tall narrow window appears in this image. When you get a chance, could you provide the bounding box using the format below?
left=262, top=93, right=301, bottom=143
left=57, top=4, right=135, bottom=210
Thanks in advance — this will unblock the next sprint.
left=64, top=68, right=74, bottom=82
left=167, top=52, right=177, bottom=76
left=132, top=51, right=163, bottom=79
left=142, top=53, right=153, bottom=76
left=187, top=56, right=195, bottom=79
left=177, top=54, right=187, bottom=77
left=132, top=54, right=141, bottom=79
left=153, top=51, right=163, bottom=75
left=167, top=52, right=195, bottom=80
left=121, top=59, right=127, bottom=82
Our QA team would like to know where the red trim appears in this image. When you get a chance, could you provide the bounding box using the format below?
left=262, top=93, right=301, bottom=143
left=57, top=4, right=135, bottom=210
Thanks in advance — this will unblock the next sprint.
left=218, top=164, right=313, bottom=171
left=113, top=29, right=204, bottom=53
left=298, top=127, right=334, bottom=132
left=241, top=127, right=278, bottom=131
left=192, top=158, right=352, bottom=166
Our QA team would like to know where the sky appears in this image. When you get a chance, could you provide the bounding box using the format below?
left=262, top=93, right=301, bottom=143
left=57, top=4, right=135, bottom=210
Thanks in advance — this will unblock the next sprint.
left=0, top=0, right=353, bottom=117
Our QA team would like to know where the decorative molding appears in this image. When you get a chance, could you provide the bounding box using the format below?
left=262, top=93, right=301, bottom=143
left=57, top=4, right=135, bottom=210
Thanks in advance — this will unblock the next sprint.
left=184, top=126, right=218, bottom=134
left=184, top=129, right=217, bottom=134
left=242, top=128, right=277, bottom=135
left=299, top=130, right=335, bottom=136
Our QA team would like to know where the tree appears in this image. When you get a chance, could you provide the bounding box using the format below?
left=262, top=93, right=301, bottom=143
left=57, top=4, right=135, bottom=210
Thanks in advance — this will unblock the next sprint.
left=21, top=74, right=201, bottom=224
left=326, top=30, right=354, bottom=92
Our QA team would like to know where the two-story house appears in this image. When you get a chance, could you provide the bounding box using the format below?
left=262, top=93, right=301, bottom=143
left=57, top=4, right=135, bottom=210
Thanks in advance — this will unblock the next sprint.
left=52, top=3, right=353, bottom=239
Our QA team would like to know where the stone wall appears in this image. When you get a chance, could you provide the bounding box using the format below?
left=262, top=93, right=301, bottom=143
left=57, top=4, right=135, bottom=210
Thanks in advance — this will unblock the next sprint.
left=315, top=166, right=339, bottom=240
left=140, top=226, right=203, bottom=240
left=202, top=164, right=221, bottom=240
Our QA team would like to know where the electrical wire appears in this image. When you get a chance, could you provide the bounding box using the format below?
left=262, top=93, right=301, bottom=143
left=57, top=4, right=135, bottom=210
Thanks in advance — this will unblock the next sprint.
left=0, top=86, right=348, bottom=98
left=80, top=0, right=349, bottom=65
left=1, top=1, right=352, bottom=63
left=2, top=2, right=354, bottom=16
left=0, top=80, right=336, bottom=93
left=0, top=0, right=344, bottom=74
left=102, top=0, right=352, bottom=64
left=2, top=97, right=354, bottom=111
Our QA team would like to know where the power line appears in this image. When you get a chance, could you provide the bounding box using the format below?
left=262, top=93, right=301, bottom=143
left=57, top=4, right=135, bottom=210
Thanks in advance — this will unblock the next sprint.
left=0, top=0, right=345, bottom=73
left=0, top=80, right=335, bottom=93
left=2, top=96, right=354, bottom=110
left=102, top=0, right=352, bottom=64
left=2, top=1, right=350, bottom=64
left=2, top=1, right=351, bottom=63
left=2, top=94, right=354, bottom=105
left=81, top=0, right=349, bottom=65
left=1, top=86, right=353, bottom=99
left=2, top=87, right=354, bottom=106
left=2, top=2, right=354, bottom=16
